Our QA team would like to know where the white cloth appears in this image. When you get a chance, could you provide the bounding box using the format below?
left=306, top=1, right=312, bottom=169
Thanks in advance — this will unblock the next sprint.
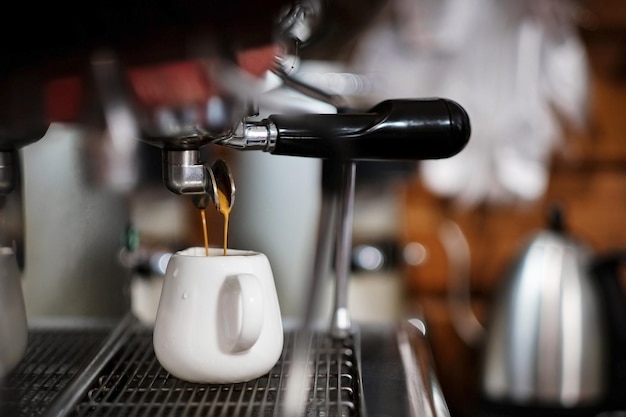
left=349, top=0, right=589, bottom=206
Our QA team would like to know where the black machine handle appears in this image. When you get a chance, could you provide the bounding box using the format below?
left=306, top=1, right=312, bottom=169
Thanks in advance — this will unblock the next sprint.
left=267, top=98, right=471, bottom=161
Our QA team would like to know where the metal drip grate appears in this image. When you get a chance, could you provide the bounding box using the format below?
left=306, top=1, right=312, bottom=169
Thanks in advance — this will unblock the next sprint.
left=0, top=325, right=111, bottom=417
left=67, top=326, right=361, bottom=417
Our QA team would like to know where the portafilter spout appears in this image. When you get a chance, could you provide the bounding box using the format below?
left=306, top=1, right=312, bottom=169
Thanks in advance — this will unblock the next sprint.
left=163, top=149, right=213, bottom=196
left=190, top=159, right=235, bottom=212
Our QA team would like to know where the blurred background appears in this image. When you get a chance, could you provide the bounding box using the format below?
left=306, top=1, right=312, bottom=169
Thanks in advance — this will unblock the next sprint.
left=14, top=0, right=626, bottom=416
left=221, top=0, right=626, bottom=415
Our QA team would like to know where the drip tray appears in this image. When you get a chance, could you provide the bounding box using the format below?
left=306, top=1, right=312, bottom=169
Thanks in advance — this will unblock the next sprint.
left=0, top=321, right=114, bottom=417
left=72, top=328, right=359, bottom=417
left=34, top=315, right=366, bottom=417
left=4, top=315, right=435, bottom=417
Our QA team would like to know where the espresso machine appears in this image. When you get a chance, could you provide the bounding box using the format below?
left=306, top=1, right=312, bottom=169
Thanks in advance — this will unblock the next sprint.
left=0, top=2, right=471, bottom=416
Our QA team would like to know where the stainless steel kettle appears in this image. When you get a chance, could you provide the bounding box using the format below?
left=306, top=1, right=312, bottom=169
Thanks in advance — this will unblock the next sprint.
left=479, top=206, right=626, bottom=415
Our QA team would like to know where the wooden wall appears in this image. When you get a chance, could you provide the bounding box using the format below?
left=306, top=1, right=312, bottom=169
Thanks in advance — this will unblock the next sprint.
left=398, top=5, right=626, bottom=414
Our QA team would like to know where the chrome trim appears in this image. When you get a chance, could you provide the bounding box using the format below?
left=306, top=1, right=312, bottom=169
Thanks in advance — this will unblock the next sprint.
left=397, top=317, right=452, bottom=417
left=216, top=120, right=278, bottom=153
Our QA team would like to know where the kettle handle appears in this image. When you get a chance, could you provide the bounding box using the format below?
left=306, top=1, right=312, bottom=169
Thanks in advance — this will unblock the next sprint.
left=591, top=250, right=626, bottom=409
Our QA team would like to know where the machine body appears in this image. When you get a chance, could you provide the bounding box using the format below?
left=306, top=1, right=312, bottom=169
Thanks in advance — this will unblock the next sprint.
left=0, top=2, right=472, bottom=417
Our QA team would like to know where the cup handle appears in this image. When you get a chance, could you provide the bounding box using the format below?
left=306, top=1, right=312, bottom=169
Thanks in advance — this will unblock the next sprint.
left=222, top=273, right=264, bottom=353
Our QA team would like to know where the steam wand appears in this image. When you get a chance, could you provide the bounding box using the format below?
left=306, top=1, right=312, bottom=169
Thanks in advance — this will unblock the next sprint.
left=330, top=161, right=356, bottom=339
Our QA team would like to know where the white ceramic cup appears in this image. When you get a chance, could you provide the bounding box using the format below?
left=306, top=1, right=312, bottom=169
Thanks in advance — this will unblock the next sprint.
left=153, top=247, right=283, bottom=383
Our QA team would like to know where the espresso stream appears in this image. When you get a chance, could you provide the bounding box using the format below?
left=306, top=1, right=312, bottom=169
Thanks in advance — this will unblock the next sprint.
left=217, top=189, right=231, bottom=256
left=199, top=189, right=231, bottom=256
left=200, top=210, right=209, bottom=256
